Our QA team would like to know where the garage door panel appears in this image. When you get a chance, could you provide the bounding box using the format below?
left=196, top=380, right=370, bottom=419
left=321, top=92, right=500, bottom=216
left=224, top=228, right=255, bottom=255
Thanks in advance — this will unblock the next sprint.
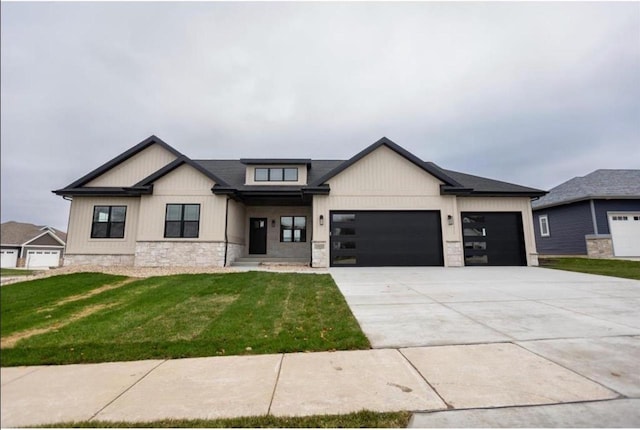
left=330, top=211, right=443, bottom=267
left=26, top=250, right=60, bottom=268
left=462, top=212, right=526, bottom=266
left=609, top=213, right=640, bottom=257
left=1, top=250, right=18, bottom=268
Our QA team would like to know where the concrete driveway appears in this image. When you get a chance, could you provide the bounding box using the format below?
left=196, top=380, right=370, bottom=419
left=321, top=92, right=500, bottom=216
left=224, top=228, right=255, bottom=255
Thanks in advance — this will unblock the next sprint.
left=331, top=266, right=640, bottom=426
left=330, top=266, right=640, bottom=348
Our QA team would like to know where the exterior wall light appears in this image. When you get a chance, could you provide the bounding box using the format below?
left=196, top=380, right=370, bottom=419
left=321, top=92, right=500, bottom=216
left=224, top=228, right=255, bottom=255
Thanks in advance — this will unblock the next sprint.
left=447, top=215, right=454, bottom=225
left=319, top=214, right=324, bottom=226
left=271, top=219, right=276, bottom=228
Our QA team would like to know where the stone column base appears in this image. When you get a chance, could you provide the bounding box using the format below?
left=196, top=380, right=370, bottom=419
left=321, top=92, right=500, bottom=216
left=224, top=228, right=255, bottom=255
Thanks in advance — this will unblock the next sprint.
left=312, top=241, right=328, bottom=268
left=445, top=241, right=464, bottom=267
left=585, top=235, right=613, bottom=259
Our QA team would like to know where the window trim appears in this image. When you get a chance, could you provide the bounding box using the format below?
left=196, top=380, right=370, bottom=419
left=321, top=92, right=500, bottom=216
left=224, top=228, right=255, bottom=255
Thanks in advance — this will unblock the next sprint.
left=254, top=167, right=299, bottom=182
left=280, top=216, right=307, bottom=242
left=539, top=214, right=550, bottom=237
left=91, top=205, right=127, bottom=239
left=164, top=204, right=201, bottom=238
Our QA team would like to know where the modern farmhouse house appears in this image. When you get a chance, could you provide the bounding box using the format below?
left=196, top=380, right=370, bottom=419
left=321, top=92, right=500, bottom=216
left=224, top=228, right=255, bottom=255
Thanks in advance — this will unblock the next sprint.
left=54, top=136, right=545, bottom=268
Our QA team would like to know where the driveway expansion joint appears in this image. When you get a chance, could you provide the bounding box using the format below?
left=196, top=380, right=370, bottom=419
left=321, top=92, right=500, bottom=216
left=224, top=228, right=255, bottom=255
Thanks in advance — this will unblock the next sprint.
left=0, top=366, right=43, bottom=387
left=513, top=340, right=627, bottom=398
left=397, top=348, right=453, bottom=409
left=266, top=353, right=284, bottom=416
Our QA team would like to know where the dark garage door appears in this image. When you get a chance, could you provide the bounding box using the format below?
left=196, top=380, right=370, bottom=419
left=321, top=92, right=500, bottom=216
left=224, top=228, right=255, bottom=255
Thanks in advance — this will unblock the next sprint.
left=462, top=212, right=526, bottom=266
left=330, top=211, right=443, bottom=267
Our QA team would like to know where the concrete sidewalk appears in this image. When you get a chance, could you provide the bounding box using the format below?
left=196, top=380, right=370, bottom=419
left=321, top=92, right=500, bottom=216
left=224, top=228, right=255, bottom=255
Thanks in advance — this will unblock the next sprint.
left=2, top=341, right=635, bottom=428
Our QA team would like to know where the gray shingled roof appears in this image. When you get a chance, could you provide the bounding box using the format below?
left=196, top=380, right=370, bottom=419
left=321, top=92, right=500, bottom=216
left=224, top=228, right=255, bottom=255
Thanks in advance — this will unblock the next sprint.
left=194, top=159, right=544, bottom=195
left=532, top=169, right=640, bottom=209
left=441, top=169, right=545, bottom=194
left=1, top=221, right=67, bottom=246
left=194, top=160, right=344, bottom=190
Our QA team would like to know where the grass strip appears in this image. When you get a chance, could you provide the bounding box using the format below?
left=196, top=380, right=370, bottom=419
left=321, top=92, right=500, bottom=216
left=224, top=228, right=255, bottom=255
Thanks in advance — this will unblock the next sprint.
left=539, top=257, right=640, bottom=280
left=37, top=410, right=412, bottom=428
left=0, top=268, right=41, bottom=276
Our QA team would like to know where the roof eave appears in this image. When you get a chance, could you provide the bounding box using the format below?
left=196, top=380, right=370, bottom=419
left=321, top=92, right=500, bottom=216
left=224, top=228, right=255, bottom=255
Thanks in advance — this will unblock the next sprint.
left=532, top=195, right=640, bottom=210
left=240, top=159, right=312, bottom=166
left=440, top=185, right=474, bottom=195
left=52, top=187, right=152, bottom=197
left=465, top=191, right=548, bottom=198
left=302, top=186, right=331, bottom=195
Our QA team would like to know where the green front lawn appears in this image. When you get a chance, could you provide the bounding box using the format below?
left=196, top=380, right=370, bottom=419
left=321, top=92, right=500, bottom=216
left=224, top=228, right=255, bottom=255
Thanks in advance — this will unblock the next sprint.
left=1, top=272, right=370, bottom=366
left=540, top=257, right=640, bottom=280
left=39, top=411, right=411, bottom=428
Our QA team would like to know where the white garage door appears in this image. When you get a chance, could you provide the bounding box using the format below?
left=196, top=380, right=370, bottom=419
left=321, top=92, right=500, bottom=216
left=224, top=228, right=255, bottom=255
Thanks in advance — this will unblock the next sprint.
left=608, top=212, right=640, bottom=257
left=26, top=250, right=60, bottom=268
left=1, top=249, right=18, bottom=268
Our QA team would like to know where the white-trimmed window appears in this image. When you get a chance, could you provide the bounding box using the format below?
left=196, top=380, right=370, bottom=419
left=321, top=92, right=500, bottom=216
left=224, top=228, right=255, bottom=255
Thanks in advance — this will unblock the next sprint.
left=539, top=215, right=550, bottom=237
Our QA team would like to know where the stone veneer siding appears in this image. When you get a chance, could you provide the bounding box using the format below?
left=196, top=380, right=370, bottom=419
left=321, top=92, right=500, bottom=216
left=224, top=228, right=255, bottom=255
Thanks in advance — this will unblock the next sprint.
left=586, top=235, right=614, bottom=259
left=134, top=241, right=226, bottom=267
left=445, top=241, right=463, bottom=267
left=225, top=243, right=244, bottom=267
left=64, top=254, right=135, bottom=266
left=312, top=241, right=328, bottom=268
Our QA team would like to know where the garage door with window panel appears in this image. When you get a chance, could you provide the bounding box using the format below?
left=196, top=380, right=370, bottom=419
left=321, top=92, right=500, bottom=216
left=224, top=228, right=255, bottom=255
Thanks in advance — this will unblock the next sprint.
left=26, top=250, right=60, bottom=268
left=462, top=212, right=526, bottom=266
left=1, top=249, right=18, bottom=268
left=330, top=211, right=443, bottom=267
left=608, top=212, right=640, bottom=257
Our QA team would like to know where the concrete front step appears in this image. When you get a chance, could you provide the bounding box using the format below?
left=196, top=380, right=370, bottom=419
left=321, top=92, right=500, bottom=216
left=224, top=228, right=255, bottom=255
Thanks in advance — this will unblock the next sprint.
left=231, top=257, right=309, bottom=267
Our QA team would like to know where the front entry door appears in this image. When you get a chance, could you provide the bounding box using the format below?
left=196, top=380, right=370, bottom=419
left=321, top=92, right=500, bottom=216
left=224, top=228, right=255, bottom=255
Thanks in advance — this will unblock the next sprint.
left=249, top=218, right=267, bottom=254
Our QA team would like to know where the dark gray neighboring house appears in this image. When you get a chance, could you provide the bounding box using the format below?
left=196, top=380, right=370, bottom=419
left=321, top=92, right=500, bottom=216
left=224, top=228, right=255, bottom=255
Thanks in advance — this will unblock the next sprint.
left=532, top=170, right=640, bottom=258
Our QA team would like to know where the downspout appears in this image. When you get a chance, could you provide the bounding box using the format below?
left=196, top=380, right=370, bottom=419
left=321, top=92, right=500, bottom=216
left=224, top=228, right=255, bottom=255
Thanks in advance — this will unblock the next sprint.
left=589, top=199, right=599, bottom=234
left=223, top=197, right=230, bottom=267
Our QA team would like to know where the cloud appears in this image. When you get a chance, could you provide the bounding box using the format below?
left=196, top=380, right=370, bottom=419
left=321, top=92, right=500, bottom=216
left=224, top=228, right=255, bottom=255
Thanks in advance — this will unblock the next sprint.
left=1, top=2, right=638, bottom=230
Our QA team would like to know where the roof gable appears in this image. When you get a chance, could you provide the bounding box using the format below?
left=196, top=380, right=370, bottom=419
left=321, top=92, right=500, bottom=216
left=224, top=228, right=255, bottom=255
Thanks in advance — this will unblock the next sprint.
left=311, top=137, right=463, bottom=187
left=63, top=135, right=184, bottom=189
left=1, top=221, right=66, bottom=246
left=322, top=144, right=447, bottom=196
left=25, top=231, right=66, bottom=247
left=135, top=157, right=229, bottom=188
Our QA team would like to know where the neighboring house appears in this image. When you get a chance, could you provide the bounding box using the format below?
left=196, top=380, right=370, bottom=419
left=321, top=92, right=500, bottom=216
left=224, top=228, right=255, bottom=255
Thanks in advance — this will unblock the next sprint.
left=0, top=222, right=67, bottom=268
left=53, top=135, right=545, bottom=268
left=532, top=170, right=640, bottom=258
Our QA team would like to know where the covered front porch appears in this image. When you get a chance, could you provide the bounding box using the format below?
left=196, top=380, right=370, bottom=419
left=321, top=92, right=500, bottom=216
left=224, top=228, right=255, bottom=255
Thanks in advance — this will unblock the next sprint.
left=224, top=196, right=315, bottom=267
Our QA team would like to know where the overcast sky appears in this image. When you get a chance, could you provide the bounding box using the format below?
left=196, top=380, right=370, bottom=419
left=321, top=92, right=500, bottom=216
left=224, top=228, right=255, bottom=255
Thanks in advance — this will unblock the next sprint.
left=1, top=1, right=639, bottom=231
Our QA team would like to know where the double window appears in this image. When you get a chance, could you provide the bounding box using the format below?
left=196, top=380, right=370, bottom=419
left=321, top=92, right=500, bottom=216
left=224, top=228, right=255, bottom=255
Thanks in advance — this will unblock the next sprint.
left=91, top=206, right=126, bottom=238
left=165, top=204, right=200, bottom=238
left=280, top=216, right=306, bottom=242
left=255, top=168, right=298, bottom=182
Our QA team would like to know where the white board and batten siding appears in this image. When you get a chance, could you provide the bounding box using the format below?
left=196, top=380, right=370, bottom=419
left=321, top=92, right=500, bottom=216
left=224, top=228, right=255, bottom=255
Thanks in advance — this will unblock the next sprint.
left=85, top=144, right=178, bottom=187
left=136, top=163, right=228, bottom=242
